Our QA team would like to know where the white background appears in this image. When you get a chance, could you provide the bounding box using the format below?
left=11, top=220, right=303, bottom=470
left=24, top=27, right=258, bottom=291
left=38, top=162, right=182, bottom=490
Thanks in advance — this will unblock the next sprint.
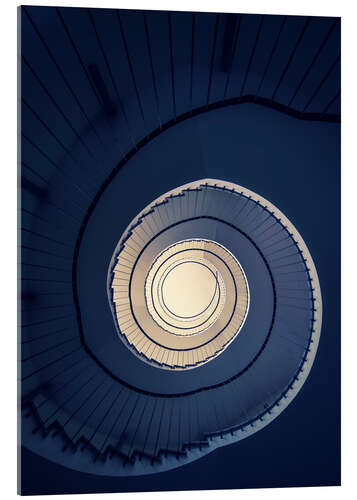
left=1, top=0, right=355, bottom=498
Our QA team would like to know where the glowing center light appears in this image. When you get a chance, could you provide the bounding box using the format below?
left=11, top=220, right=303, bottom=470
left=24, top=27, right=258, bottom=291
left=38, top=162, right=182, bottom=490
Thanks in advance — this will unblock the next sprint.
left=161, top=261, right=218, bottom=318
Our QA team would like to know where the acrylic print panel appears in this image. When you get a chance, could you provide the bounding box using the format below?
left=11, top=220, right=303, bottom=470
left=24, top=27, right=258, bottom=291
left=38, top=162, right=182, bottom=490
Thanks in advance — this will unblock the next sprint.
left=19, top=4, right=341, bottom=495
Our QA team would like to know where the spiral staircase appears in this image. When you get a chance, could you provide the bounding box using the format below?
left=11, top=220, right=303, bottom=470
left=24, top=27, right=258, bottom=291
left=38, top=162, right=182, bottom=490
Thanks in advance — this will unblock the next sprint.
left=19, top=5, right=339, bottom=485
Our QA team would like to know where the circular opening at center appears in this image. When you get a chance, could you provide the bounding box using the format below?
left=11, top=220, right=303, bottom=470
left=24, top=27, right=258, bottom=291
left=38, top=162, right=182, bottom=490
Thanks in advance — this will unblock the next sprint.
left=161, top=261, right=218, bottom=318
